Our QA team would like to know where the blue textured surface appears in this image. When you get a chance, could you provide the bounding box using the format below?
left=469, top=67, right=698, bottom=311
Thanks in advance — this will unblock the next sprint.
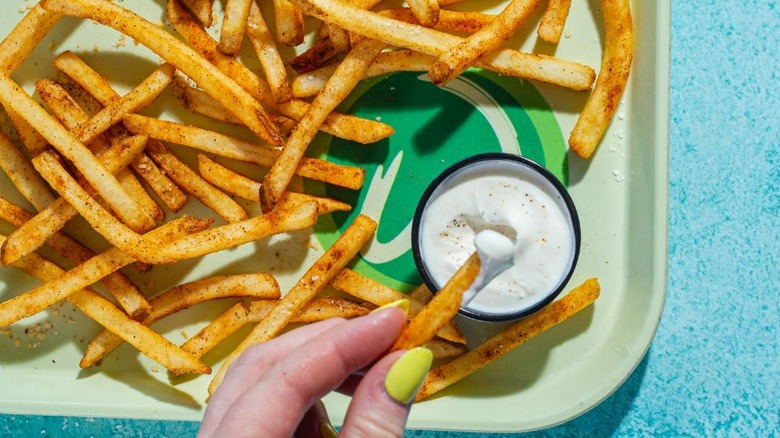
left=2, top=0, right=779, bottom=436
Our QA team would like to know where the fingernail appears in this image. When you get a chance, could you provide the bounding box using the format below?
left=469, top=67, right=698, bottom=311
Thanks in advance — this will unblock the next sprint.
left=384, top=347, right=433, bottom=404
left=371, top=298, right=410, bottom=315
left=319, top=421, right=338, bottom=438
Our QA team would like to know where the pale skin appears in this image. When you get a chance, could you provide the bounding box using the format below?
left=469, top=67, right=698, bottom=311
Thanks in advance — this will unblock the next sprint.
left=199, top=308, right=410, bottom=437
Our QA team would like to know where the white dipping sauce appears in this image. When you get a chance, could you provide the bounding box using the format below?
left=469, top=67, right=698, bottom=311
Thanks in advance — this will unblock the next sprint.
left=418, top=159, right=576, bottom=316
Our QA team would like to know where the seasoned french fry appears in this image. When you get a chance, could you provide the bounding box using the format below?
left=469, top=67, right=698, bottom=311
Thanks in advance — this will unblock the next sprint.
left=0, top=135, right=148, bottom=267
left=0, top=131, right=56, bottom=212
left=325, top=24, right=352, bottom=53
left=425, top=338, right=467, bottom=360
left=81, top=273, right=281, bottom=368
left=376, top=8, right=495, bottom=35
left=288, top=38, right=337, bottom=74
left=197, top=154, right=352, bottom=215
left=537, top=0, right=571, bottom=43
left=330, top=268, right=466, bottom=344
left=209, top=214, right=378, bottom=394
left=289, top=0, right=595, bottom=90
left=272, top=0, right=305, bottom=46
left=407, top=0, right=440, bottom=27
left=3, top=106, right=49, bottom=156
left=123, top=114, right=365, bottom=190
left=392, top=253, right=479, bottom=350
left=179, top=0, right=214, bottom=27
left=1, top=231, right=209, bottom=374
left=260, top=38, right=386, bottom=211
left=167, top=0, right=394, bottom=144
left=41, top=0, right=283, bottom=146
left=179, top=83, right=242, bottom=124
left=247, top=1, right=292, bottom=104
left=0, top=4, right=62, bottom=75
left=0, top=195, right=153, bottom=321
left=0, top=217, right=210, bottom=329
left=0, top=73, right=156, bottom=233
left=569, top=0, right=633, bottom=158
left=292, top=50, right=434, bottom=98
left=409, top=283, right=434, bottom=304
left=428, top=0, right=542, bottom=85
left=144, top=140, right=248, bottom=224
left=219, top=0, right=253, bottom=56
left=181, top=297, right=370, bottom=359
left=132, top=152, right=189, bottom=213
left=51, top=51, right=188, bottom=212
left=417, top=278, right=601, bottom=400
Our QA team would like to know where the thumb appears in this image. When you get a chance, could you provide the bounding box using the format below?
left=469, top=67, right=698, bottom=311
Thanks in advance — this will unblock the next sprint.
left=338, top=347, right=433, bottom=437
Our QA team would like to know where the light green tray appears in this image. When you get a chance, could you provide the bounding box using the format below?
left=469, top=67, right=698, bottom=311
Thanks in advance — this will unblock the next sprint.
left=0, top=0, right=669, bottom=432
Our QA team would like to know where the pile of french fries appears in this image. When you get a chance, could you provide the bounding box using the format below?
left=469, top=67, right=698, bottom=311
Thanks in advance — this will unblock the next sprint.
left=0, top=0, right=630, bottom=403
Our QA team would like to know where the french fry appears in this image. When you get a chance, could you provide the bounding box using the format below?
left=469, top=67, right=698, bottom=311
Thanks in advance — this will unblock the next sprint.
left=537, top=0, right=571, bottom=43
left=0, top=131, right=56, bottom=212
left=392, top=253, right=480, bottom=350
left=3, top=106, right=49, bottom=156
left=416, top=278, right=601, bottom=400
left=40, top=0, right=284, bottom=147
left=409, top=283, right=434, bottom=304
left=180, top=297, right=371, bottom=359
left=288, top=39, right=337, bottom=74
left=208, top=214, right=378, bottom=394
left=51, top=51, right=188, bottom=212
left=0, top=195, right=152, bottom=321
left=197, top=154, right=263, bottom=201
left=33, top=149, right=319, bottom=264
left=424, top=338, right=467, bottom=359
left=272, top=0, right=305, bottom=46
left=179, top=0, right=214, bottom=27
left=197, top=154, right=352, bottom=215
left=131, top=152, right=189, bottom=213
left=81, top=273, right=281, bottom=368
left=167, top=0, right=394, bottom=144
left=325, top=24, right=352, bottom=53
left=219, top=0, right=253, bottom=56
left=329, top=268, right=466, bottom=344
left=407, top=0, right=440, bottom=27
left=260, top=38, right=386, bottom=211
left=0, top=135, right=149, bottom=267
left=123, top=114, right=365, bottom=190
left=292, top=50, right=434, bottom=98
left=568, top=0, right=633, bottom=158
left=246, top=1, right=292, bottom=104
left=0, top=217, right=210, bottom=329
left=0, top=4, right=62, bottom=75
left=179, top=83, right=242, bottom=124
left=376, top=8, right=495, bottom=35
left=428, top=0, right=542, bottom=85
left=0, top=73, right=156, bottom=233
left=289, top=0, right=595, bottom=90
left=144, top=140, right=248, bottom=224
left=1, top=231, right=209, bottom=374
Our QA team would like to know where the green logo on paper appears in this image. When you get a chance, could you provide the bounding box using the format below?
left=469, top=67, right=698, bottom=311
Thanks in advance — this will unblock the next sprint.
left=306, top=70, right=567, bottom=290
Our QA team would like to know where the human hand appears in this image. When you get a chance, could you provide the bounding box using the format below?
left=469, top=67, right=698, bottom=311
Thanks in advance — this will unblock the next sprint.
left=198, top=300, right=433, bottom=437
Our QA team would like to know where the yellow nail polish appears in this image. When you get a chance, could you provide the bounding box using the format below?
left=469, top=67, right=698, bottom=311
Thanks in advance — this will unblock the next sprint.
left=384, top=347, right=433, bottom=404
left=371, top=298, right=410, bottom=315
left=319, top=421, right=338, bottom=438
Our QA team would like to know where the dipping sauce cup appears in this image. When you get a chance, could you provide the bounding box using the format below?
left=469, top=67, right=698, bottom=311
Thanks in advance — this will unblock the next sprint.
left=411, top=153, right=581, bottom=322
